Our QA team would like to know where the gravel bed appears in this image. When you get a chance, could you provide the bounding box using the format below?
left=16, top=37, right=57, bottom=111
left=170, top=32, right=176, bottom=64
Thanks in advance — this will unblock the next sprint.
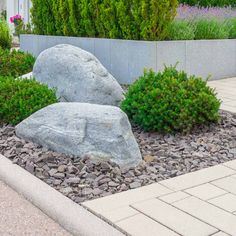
left=1, top=110, right=236, bottom=203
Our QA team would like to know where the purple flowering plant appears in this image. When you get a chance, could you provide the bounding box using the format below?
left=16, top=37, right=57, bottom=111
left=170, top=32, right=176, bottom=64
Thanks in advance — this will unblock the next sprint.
left=176, top=4, right=236, bottom=20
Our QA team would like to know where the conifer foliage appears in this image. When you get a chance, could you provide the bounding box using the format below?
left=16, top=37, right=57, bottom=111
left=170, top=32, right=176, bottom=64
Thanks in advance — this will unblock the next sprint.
left=31, top=0, right=178, bottom=40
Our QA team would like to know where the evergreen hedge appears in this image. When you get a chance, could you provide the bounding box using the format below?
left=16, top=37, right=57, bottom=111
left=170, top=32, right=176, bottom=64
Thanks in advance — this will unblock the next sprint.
left=31, top=0, right=178, bottom=41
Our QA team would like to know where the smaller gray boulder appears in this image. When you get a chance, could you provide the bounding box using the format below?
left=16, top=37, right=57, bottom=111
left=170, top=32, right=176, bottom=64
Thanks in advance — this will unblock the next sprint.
left=33, top=44, right=124, bottom=106
left=16, top=103, right=142, bottom=167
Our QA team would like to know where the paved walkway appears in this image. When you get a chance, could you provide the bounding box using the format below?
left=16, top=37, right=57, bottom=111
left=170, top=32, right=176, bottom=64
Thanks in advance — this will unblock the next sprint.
left=208, top=77, right=236, bottom=113
left=83, top=160, right=236, bottom=236
left=0, top=180, right=71, bottom=236
left=83, top=77, right=236, bottom=236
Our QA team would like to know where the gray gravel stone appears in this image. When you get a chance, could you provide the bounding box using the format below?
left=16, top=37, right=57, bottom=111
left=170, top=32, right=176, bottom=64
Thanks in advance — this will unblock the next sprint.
left=1, top=110, right=236, bottom=203
left=66, top=177, right=81, bottom=184
left=129, top=182, right=141, bottom=189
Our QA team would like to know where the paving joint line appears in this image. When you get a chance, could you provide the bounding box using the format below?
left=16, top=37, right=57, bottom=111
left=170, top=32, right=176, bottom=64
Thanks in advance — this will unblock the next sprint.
left=210, top=181, right=236, bottom=199
left=81, top=204, right=129, bottom=236
left=176, top=188, right=236, bottom=216
left=129, top=204, right=182, bottom=236
left=159, top=168, right=236, bottom=192
left=157, top=197, right=220, bottom=232
left=157, top=192, right=191, bottom=205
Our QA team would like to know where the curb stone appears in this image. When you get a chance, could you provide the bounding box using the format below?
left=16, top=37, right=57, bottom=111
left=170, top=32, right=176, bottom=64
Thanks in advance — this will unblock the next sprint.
left=0, top=154, right=124, bottom=236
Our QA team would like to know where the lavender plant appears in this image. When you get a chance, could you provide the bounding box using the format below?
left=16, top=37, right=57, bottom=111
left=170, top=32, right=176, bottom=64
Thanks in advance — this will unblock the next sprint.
left=167, top=20, right=195, bottom=40
left=228, top=18, right=236, bottom=38
left=176, top=4, right=236, bottom=20
left=179, top=0, right=236, bottom=7
left=166, top=4, right=236, bottom=40
left=194, top=18, right=229, bottom=39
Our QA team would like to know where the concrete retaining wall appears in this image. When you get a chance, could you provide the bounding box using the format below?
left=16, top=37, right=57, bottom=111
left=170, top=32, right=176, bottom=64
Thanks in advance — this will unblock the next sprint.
left=20, top=34, right=236, bottom=84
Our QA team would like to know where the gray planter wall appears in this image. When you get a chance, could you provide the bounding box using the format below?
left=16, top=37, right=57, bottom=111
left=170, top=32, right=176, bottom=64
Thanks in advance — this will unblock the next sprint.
left=20, top=34, right=236, bottom=84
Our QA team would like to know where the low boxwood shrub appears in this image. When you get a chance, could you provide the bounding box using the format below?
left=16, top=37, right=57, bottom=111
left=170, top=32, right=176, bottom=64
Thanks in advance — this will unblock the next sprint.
left=167, top=20, right=195, bottom=40
left=0, top=49, right=35, bottom=77
left=0, top=19, right=12, bottom=49
left=0, top=77, right=58, bottom=125
left=121, top=66, right=221, bottom=133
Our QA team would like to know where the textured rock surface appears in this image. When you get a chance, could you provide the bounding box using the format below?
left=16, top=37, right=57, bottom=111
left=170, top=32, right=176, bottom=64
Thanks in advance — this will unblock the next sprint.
left=1, top=111, right=236, bottom=203
left=15, top=103, right=141, bottom=167
left=33, top=44, right=124, bottom=106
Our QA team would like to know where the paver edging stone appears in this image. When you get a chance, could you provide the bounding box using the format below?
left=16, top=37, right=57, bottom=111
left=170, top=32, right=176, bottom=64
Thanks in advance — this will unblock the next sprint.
left=0, top=154, right=124, bottom=236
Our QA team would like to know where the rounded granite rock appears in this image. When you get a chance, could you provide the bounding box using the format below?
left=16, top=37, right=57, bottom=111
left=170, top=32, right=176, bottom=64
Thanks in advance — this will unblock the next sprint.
left=33, top=44, right=124, bottom=106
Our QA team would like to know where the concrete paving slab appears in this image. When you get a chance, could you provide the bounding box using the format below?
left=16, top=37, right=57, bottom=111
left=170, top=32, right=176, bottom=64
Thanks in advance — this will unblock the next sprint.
left=223, top=160, right=236, bottom=171
left=160, top=165, right=235, bottom=191
left=99, top=206, right=139, bottom=223
left=208, top=78, right=236, bottom=114
left=208, top=193, right=236, bottom=213
left=132, top=198, right=217, bottom=236
left=212, top=177, right=236, bottom=195
left=158, top=191, right=190, bottom=204
left=83, top=183, right=172, bottom=213
left=212, top=232, right=231, bottom=236
left=173, top=196, right=236, bottom=235
left=116, top=214, right=179, bottom=236
left=184, top=183, right=227, bottom=200
left=221, top=104, right=236, bottom=113
left=231, top=174, right=236, bottom=180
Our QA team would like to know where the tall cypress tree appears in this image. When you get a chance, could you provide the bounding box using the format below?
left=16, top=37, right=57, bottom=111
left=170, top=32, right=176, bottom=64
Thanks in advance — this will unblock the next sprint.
left=59, top=0, right=74, bottom=36
left=140, top=0, right=178, bottom=40
left=116, top=0, right=133, bottom=39
left=99, top=0, right=121, bottom=39
left=68, top=0, right=80, bottom=36
left=31, top=0, right=178, bottom=40
left=52, top=0, right=62, bottom=35
left=79, top=0, right=96, bottom=37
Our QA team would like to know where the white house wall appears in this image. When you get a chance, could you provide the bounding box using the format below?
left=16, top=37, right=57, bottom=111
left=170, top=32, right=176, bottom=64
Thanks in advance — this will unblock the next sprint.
left=6, top=0, right=31, bottom=26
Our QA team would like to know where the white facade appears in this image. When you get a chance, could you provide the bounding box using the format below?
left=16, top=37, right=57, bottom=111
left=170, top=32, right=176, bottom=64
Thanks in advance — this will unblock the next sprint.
left=7, top=0, right=31, bottom=25
left=0, top=0, right=6, bottom=12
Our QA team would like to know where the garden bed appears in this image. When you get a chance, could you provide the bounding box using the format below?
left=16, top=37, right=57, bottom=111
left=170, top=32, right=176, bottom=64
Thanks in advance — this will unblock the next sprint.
left=1, top=110, right=236, bottom=204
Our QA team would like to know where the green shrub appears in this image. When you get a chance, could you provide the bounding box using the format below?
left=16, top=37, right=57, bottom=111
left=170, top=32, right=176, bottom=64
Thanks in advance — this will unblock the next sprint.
left=121, top=66, right=221, bottom=133
left=0, top=49, right=35, bottom=77
left=31, top=0, right=57, bottom=35
left=0, top=77, right=58, bottom=125
left=31, top=0, right=178, bottom=41
left=0, top=19, right=12, bottom=49
left=194, top=18, right=229, bottom=40
left=228, top=18, right=236, bottom=39
left=1, top=10, right=6, bottom=20
left=13, top=21, right=34, bottom=36
left=167, top=20, right=195, bottom=40
left=179, top=0, right=236, bottom=7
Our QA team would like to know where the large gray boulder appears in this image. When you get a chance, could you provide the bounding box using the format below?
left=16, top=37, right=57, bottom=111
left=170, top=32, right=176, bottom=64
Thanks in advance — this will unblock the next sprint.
left=33, top=44, right=124, bottom=106
left=16, top=103, right=142, bottom=167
